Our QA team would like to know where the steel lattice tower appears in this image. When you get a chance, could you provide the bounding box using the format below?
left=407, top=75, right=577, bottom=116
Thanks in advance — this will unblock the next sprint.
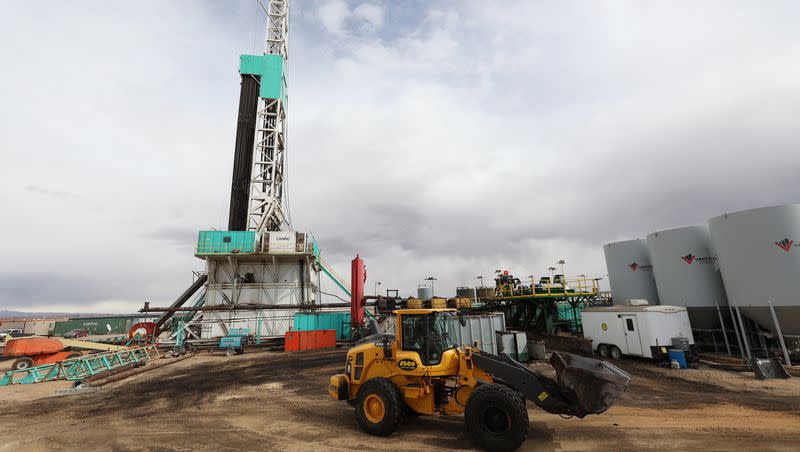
left=248, top=0, right=289, bottom=233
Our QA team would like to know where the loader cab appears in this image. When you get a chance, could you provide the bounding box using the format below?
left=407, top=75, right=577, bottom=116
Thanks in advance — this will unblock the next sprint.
left=396, top=309, right=458, bottom=366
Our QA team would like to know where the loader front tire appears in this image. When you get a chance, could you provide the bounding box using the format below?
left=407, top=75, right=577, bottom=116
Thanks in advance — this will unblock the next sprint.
left=354, top=378, right=403, bottom=436
left=465, top=384, right=529, bottom=452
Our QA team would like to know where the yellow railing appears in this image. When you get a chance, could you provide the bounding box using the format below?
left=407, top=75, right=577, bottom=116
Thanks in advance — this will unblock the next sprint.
left=494, top=277, right=600, bottom=298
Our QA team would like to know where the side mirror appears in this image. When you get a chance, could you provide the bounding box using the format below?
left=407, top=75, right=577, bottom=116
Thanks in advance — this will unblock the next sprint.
left=458, top=311, right=467, bottom=327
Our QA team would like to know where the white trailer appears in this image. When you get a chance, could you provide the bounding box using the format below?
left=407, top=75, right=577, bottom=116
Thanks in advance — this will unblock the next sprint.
left=581, top=305, right=696, bottom=360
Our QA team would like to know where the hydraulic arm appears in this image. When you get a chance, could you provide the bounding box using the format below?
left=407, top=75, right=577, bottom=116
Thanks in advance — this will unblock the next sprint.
left=471, top=349, right=630, bottom=418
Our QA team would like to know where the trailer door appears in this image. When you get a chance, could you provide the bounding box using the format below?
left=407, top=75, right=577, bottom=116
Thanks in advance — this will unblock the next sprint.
left=621, top=315, right=643, bottom=356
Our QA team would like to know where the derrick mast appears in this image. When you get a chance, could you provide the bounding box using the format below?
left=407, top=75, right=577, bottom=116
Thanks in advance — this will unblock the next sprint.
left=229, top=0, right=290, bottom=234
left=249, top=0, right=289, bottom=233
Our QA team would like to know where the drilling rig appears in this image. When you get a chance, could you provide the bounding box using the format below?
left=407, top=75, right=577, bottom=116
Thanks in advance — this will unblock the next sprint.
left=140, top=0, right=353, bottom=341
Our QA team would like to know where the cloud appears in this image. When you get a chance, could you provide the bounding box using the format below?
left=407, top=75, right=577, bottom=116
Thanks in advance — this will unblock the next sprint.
left=288, top=0, right=800, bottom=297
left=317, top=0, right=350, bottom=35
left=24, top=185, right=80, bottom=199
left=353, top=3, right=383, bottom=31
left=1, top=0, right=799, bottom=311
left=146, top=226, right=200, bottom=247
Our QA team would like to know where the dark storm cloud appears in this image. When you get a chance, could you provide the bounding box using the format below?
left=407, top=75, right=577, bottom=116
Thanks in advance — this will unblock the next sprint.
left=146, top=226, right=200, bottom=247
left=0, top=273, right=109, bottom=306
left=2, top=1, right=800, bottom=308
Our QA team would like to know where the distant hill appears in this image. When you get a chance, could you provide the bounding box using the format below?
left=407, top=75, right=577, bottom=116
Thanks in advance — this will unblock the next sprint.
left=0, top=310, right=141, bottom=319
left=0, top=310, right=77, bottom=319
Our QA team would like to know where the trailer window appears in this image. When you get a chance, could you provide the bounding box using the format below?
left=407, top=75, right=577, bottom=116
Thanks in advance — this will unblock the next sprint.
left=626, top=318, right=635, bottom=331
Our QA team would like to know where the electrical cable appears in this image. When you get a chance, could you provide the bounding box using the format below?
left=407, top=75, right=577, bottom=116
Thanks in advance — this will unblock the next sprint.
left=318, top=289, right=351, bottom=304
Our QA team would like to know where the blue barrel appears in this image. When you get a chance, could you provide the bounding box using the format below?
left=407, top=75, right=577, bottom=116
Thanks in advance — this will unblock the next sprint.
left=667, top=349, right=688, bottom=369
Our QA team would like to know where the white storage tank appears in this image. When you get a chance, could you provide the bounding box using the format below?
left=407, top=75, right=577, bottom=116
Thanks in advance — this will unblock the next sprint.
left=709, top=204, right=800, bottom=336
left=603, top=239, right=660, bottom=306
left=647, top=226, right=729, bottom=329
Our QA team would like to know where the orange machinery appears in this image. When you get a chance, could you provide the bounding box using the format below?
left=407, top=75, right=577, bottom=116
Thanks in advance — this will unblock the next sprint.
left=284, top=329, right=336, bottom=352
left=3, top=337, right=127, bottom=370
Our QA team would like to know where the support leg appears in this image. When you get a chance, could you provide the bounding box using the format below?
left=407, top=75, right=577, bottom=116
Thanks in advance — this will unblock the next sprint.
left=716, top=301, right=732, bottom=356
left=734, top=306, right=752, bottom=360
left=769, top=301, right=792, bottom=366
left=729, top=305, right=745, bottom=358
left=712, top=332, right=718, bottom=353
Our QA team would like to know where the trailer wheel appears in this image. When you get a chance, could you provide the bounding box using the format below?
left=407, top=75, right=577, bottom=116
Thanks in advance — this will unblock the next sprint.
left=465, top=384, right=529, bottom=452
left=354, top=378, right=403, bottom=436
left=610, top=346, right=622, bottom=360
left=598, top=344, right=610, bottom=358
left=12, top=357, right=34, bottom=370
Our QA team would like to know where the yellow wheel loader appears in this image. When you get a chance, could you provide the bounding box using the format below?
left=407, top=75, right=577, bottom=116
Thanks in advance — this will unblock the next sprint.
left=329, top=309, right=631, bottom=451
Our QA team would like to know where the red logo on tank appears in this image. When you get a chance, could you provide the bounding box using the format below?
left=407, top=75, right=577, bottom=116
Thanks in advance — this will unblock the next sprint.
left=682, top=254, right=695, bottom=264
left=628, top=263, right=638, bottom=272
left=775, top=238, right=793, bottom=252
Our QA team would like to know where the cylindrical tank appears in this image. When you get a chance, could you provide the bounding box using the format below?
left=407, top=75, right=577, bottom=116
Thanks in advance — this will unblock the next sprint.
left=647, top=226, right=729, bottom=329
left=709, top=204, right=800, bottom=336
left=603, top=239, right=660, bottom=306
left=417, top=286, right=433, bottom=301
left=456, top=287, right=475, bottom=301
left=476, top=287, right=495, bottom=300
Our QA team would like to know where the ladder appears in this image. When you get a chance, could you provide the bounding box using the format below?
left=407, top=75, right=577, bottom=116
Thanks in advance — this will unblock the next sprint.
left=0, top=345, right=160, bottom=386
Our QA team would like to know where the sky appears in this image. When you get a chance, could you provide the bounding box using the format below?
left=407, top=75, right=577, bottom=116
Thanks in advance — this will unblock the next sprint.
left=1, top=1, right=799, bottom=313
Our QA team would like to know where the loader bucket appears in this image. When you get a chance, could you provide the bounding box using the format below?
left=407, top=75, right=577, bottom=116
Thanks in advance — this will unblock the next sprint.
left=750, top=357, right=791, bottom=380
left=550, top=352, right=631, bottom=417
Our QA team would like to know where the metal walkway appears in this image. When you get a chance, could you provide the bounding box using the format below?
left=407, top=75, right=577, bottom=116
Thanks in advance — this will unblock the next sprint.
left=0, top=346, right=160, bottom=386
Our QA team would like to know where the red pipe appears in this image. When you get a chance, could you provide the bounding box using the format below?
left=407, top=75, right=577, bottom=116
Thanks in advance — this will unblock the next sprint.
left=350, top=255, right=366, bottom=328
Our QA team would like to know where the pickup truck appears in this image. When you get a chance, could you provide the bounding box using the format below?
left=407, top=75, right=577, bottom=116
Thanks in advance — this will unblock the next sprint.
left=0, top=329, right=25, bottom=341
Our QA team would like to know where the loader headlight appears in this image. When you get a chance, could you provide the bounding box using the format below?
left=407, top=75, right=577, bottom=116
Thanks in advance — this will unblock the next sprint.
left=346, top=362, right=352, bottom=376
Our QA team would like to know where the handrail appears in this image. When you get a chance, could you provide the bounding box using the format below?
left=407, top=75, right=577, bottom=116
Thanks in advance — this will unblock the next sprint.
left=317, top=255, right=351, bottom=297
left=494, top=277, right=600, bottom=298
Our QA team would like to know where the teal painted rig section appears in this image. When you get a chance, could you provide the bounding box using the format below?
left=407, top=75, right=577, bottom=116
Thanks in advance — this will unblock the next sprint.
left=239, top=54, right=286, bottom=101
left=294, top=311, right=351, bottom=341
left=0, top=346, right=160, bottom=386
left=196, top=230, right=256, bottom=254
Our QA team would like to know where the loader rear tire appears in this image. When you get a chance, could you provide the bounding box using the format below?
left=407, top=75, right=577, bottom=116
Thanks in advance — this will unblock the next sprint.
left=465, top=383, right=529, bottom=452
left=354, top=378, right=403, bottom=436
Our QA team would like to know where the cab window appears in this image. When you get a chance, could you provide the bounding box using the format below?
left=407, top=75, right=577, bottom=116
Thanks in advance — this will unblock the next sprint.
left=400, top=313, right=455, bottom=366
left=353, top=352, right=364, bottom=380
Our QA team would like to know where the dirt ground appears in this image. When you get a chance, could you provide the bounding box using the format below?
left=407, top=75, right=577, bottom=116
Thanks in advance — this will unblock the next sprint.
left=1, top=349, right=799, bottom=451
